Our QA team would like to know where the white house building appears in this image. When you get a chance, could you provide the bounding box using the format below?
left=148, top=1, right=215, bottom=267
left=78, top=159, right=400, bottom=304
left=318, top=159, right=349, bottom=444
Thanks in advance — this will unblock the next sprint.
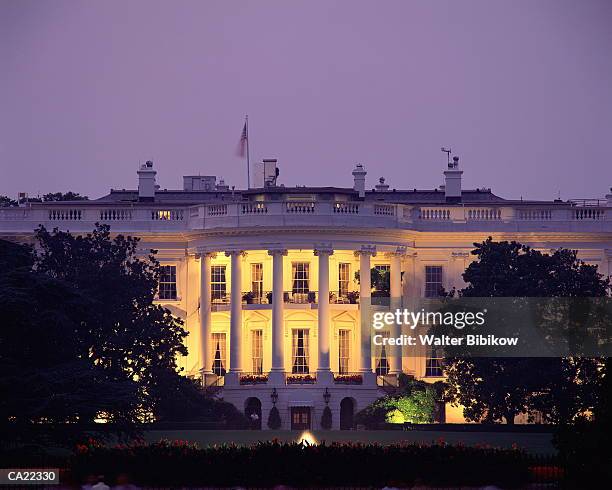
left=1, top=157, right=611, bottom=429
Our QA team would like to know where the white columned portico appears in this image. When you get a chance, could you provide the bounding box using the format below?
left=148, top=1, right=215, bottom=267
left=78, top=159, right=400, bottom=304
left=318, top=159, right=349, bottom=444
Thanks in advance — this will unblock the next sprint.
left=198, top=251, right=215, bottom=385
left=226, top=250, right=245, bottom=384
left=268, top=248, right=287, bottom=385
left=315, top=245, right=333, bottom=384
left=357, top=245, right=376, bottom=383
left=388, top=248, right=404, bottom=376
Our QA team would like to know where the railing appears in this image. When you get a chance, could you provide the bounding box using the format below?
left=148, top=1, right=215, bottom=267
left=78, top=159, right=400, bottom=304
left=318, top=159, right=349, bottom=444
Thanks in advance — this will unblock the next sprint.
left=334, top=202, right=359, bottom=214
left=242, top=291, right=272, bottom=304
left=419, top=208, right=451, bottom=220
left=286, top=373, right=316, bottom=384
left=211, top=293, right=231, bottom=305
left=329, top=291, right=359, bottom=304
left=467, top=208, right=501, bottom=221
left=334, top=373, right=363, bottom=385
left=574, top=208, right=605, bottom=220
left=286, top=201, right=315, bottom=213
left=1, top=200, right=610, bottom=234
left=284, top=291, right=318, bottom=304
left=239, top=372, right=268, bottom=385
left=241, top=202, right=268, bottom=214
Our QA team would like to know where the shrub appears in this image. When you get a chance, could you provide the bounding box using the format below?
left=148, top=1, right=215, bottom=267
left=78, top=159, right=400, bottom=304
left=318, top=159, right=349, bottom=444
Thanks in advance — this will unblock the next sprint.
left=321, top=406, right=332, bottom=429
left=267, top=406, right=281, bottom=429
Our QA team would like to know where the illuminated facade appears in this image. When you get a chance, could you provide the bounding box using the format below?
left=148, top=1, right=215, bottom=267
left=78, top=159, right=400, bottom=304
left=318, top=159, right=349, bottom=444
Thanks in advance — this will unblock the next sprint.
left=2, top=158, right=611, bottom=429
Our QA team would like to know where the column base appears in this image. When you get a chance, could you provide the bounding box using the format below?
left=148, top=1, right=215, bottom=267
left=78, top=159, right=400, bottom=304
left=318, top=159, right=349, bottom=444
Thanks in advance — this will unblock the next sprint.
left=268, top=370, right=286, bottom=386
left=360, top=370, right=377, bottom=386
left=224, top=371, right=242, bottom=386
left=316, top=369, right=334, bottom=385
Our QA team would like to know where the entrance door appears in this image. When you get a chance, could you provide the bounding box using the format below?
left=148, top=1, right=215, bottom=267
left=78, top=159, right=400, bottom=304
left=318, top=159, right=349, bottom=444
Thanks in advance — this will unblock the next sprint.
left=291, top=407, right=311, bottom=430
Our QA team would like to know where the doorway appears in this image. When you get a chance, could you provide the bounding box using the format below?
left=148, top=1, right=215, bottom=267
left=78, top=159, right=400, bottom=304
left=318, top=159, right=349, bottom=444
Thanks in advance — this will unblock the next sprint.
left=290, top=407, right=311, bottom=430
left=340, top=397, right=355, bottom=430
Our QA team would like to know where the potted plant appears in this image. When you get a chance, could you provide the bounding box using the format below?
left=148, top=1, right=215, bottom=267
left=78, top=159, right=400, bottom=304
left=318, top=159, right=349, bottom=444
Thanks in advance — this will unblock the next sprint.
left=346, top=291, right=360, bottom=304
left=266, top=291, right=273, bottom=304
left=242, top=291, right=256, bottom=304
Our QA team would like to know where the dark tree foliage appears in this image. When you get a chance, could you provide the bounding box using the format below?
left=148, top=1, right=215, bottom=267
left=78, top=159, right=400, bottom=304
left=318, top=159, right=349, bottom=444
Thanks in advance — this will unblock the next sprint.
left=0, top=195, right=18, bottom=207
left=32, top=224, right=188, bottom=419
left=42, top=192, right=89, bottom=201
left=320, top=406, right=332, bottom=429
left=267, top=406, right=281, bottom=429
left=444, top=237, right=609, bottom=424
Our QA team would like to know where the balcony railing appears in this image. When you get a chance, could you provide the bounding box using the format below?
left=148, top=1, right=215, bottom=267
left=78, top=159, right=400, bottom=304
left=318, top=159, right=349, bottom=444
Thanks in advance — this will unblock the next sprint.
left=242, top=291, right=271, bottom=304
left=1, top=199, right=609, bottom=234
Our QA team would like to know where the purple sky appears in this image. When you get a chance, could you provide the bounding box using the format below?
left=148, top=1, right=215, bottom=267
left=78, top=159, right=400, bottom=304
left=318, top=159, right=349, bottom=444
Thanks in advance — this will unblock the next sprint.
left=1, top=0, right=611, bottom=201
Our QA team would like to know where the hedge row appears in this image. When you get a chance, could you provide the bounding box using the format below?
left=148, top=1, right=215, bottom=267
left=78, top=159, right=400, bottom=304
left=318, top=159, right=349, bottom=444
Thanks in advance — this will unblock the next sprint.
left=65, top=439, right=541, bottom=487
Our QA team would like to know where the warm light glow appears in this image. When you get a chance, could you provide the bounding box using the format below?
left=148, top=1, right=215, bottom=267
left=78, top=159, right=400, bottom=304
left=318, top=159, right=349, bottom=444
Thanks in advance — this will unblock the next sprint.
left=297, top=430, right=318, bottom=446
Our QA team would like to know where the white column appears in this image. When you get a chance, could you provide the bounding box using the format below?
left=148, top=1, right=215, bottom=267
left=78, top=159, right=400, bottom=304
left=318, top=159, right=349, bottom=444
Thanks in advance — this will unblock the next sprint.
left=358, top=246, right=376, bottom=376
left=199, top=252, right=214, bottom=380
left=268, top=248, right=287, bottom=385
left=389, top=251, right=403, bottom=375
left=315, top=246, right=333, bottom=383
left=226, top=250, right=244, bottom=381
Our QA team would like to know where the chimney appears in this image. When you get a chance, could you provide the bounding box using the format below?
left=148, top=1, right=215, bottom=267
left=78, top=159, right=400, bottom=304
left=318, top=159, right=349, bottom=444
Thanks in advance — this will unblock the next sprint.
left=606, top=187, right=612, bottom=207
left=444, top=156, right=463, bottom=203
left=137, top=160, right=157, bottom=201
left=352, top=163, right=367, bottom=198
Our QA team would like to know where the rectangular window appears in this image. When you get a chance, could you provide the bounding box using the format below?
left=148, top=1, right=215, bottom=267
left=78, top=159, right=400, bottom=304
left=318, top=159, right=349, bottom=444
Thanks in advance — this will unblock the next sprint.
left=251, top=330, right=263, bottom=374
left=211, top=265, right=227, bottom=302
left=375, top=264, right=390, bottom=273
left=375, top=331, right=390, bottom=375
left=292, top=329, right=310, bottom=374
left=338, top=263, right=351, bottom=297
left=291, top=262, right=310, bottom=304
left=338, top=329, right=351, bottom=374
left=425, top=265, right=443, bottom=298
left=158, top=265, right=177, bottom=300
left=211, top=332, right=227, bottom=376
left=425, top=347, right=444, bottom=377
left=251, top=263, right=263, bottom=301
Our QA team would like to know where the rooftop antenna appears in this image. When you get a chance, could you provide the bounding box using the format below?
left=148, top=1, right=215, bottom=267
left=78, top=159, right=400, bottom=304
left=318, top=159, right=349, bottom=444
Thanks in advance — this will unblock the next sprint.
left=441, top=147, right=452, bottom=166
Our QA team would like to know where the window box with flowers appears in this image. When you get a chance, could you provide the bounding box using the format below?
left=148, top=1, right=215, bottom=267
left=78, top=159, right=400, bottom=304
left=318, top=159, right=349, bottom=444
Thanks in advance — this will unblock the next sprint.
left=240, top=373, right=269, bottom=385
left=286, top=374, right=316, bottom=384
left=334, top=373, right=363, bottom=385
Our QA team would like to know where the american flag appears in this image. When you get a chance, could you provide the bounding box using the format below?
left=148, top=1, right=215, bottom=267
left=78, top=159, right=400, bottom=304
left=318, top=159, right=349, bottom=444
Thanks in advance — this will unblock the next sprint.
left=237, top=121, right=248, bottom=157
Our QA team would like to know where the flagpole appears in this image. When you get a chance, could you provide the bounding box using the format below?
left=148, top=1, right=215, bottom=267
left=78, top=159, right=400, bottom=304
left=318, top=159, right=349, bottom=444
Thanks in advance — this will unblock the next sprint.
left=246, top=115, right=250, bottom=189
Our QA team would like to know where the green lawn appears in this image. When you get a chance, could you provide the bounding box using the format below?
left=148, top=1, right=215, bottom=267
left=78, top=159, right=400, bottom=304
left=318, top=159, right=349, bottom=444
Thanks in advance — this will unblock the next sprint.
left=144, top=429, right=556, bottom=455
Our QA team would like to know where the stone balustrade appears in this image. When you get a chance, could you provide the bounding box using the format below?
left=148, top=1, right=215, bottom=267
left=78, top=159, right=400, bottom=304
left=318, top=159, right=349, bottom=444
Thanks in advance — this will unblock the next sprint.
left=0, top=200, right=610, bottom=234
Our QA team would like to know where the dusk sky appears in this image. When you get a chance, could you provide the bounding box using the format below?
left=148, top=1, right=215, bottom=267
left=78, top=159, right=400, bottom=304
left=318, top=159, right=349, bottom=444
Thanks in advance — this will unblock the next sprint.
left=1, top=0, right=611, bottom=201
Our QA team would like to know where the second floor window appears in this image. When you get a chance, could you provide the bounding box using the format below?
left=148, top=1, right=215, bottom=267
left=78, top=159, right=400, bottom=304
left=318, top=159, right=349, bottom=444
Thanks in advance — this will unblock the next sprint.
left=425, top=265, right=443, bottom=298
left=251, top=263, right=263, bottom=300
left=338, top=262, right=351, bottom=297
left=158, top=265, right=177, bottom=300
left=375, top=331, right=390, bottom=375
left=211, top=265, right=227, bottom=302
left=292, top=329, right=310, bottom=374
left=292, top=262, right=310, bottom=294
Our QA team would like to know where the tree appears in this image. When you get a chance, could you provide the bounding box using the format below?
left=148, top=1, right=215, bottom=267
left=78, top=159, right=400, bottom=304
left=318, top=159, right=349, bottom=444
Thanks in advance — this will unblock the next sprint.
left=320, top=406, right=332, bottom=429
left=267, top=406, right=282, bottom=429
left=0, top=195, right=18, bottom=207
left=443, top=238, right=609, bottom=424
left=42, top=191, right=89, bottom=201
left=32, top=224, right=188, bottom=420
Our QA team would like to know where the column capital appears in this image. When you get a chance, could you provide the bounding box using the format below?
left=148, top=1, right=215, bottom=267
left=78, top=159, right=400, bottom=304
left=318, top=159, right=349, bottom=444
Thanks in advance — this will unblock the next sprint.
left=195, top=248, right=217, bottom=259
left=314, top=243, right=334, bottom=256
left=225, top=250, right=247, bottom=258
left=385, top=246, right=407, bottom=258
left=268, top=248, right=288, bottom=257
left=354, top=245, right=377, bottom=257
